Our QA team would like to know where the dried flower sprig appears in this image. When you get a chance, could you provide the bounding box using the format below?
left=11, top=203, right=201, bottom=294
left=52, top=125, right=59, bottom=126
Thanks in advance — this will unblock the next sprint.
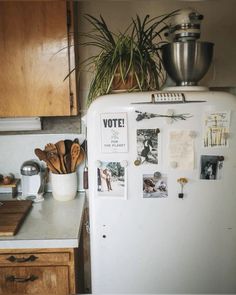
left=135, top=110, right=192, bottom=122
left=177, top=177, right=188, bottom=198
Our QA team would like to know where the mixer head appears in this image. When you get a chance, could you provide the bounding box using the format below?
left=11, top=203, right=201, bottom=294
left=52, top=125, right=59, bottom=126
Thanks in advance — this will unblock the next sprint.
left=165, top=8, right=204, bottom=42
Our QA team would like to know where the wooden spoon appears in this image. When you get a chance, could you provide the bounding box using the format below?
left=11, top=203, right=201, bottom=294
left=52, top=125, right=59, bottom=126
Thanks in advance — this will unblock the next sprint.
left=34, top=148, right=59, bottom=174
left=70, top=142, right=81, bottom=172
left=63, top=140, right=73, bottom=173
left=55, top=140, right=67, bottom=174
left=75, top=148, right=85, bottom=168
left=64, top=139, right=73, bottom=154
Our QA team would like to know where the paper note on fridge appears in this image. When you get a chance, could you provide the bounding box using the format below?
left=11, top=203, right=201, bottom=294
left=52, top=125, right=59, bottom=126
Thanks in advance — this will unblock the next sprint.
left=100, top=113, right=128, bottom=153
left=168, top=130, right=194, bottom=170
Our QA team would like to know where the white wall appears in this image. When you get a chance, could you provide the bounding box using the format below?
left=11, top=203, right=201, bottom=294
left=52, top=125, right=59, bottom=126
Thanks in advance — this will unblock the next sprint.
left=77, top=0, right=236, bottom=108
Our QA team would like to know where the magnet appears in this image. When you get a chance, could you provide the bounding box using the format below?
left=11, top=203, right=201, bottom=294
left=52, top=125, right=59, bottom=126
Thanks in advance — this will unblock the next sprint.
left=217, top=156, right=224, bottom=161
left=153, top=171, right=162, bottom=180
left=178, top=193, right=184, bottom=199
left=96, top=160, right=102, bottom=168
left=134, top=158, right=141, bottom=166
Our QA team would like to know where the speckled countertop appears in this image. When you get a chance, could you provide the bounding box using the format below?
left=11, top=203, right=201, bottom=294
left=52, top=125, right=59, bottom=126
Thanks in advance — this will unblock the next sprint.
left=0, top=193, right=85, bottom=249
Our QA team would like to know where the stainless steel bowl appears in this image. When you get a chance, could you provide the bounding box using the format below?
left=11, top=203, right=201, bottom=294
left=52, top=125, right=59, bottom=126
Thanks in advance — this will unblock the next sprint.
left=161, top=41, right=214, bottom=86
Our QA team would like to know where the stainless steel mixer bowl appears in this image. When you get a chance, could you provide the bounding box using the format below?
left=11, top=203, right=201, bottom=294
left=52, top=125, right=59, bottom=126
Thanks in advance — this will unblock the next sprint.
left=161, top=41, right=214, bottom=86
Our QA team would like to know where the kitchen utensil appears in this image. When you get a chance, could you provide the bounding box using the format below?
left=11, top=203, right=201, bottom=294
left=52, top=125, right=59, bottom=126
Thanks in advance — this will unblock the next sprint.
left=76, top=148, right=85, bottom=167
left=21, top=160, right=41, bottom=199
left=45, top=143, right=58, bottom=155
left=34, top=148, right=59, bottom=174
left=64, top=139, right=73, bottom=153
left=161, top=41, right=214, bottom=86
left=70, top=143, right=81, bottom=172
left=64, top=140, right=73, bottom=173
left=64, top=154, right=72, bottom=174
left=55, top=141, right=67, bottom=174
left=83, top=138, right=89, bottom=189
left=46, top=152, right=63, bottom=174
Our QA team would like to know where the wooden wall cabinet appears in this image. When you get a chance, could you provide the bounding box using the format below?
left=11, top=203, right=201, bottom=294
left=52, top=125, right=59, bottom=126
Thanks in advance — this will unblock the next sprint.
left=0, top=1, right=78, bottom=117
left=0, top=248, right=80, bottom=295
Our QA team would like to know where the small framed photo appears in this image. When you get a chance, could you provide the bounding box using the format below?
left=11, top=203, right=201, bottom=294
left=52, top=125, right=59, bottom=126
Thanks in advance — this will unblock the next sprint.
left=200, top=155, right=224, bottom=180
left=97, top=161, right=126, bottom=198
left=143, top=173, right=168, bottom=198
left=137, top=129, right=159, bottom=165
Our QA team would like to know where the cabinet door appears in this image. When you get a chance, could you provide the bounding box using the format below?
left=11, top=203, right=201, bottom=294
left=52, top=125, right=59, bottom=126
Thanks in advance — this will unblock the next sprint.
left=0, top=266, right=69, bottom=294
left=0, top=1, right=77, bottom=117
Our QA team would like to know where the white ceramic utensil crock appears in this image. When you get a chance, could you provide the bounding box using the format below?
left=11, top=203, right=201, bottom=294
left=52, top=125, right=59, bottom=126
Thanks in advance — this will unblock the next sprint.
left=51, top=172, right=77, bottom=201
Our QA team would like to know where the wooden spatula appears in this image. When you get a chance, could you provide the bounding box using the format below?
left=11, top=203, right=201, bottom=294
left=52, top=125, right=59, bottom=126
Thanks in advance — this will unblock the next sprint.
left=34, top=148, right=59, bottom=174
left=55, top=141, right=67, bottom=174
left=46, top=152, right=63, bottom=174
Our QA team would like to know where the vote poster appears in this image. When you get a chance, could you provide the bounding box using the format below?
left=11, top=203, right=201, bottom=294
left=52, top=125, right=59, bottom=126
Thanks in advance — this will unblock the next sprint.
left=100, top=113, right=128, bottom=153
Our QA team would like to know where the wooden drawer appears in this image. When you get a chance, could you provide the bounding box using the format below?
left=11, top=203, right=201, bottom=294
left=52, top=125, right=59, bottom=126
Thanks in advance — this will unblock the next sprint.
left=0, top=266, right=69, bottom=295
left=0, top=252, right=70, bottom=266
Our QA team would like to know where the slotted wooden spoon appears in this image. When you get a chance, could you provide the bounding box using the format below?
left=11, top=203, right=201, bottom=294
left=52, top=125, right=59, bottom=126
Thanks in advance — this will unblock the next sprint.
left=45, top=143, right=57, bottom=155
left=70, top=142, right=81, bottom=172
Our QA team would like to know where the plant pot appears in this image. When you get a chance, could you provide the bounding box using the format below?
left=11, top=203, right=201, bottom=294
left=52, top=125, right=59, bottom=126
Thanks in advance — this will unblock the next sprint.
left=111, top=72, right=138, bottom=92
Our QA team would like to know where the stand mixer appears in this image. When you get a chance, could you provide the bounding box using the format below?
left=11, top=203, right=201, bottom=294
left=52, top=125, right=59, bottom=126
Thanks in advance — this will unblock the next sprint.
left=162, top=8, right=214, bottom=87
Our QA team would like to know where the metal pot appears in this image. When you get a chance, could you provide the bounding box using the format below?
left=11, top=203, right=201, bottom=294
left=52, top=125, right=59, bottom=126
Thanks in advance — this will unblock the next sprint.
left=161, top=41, right=214, bottom=86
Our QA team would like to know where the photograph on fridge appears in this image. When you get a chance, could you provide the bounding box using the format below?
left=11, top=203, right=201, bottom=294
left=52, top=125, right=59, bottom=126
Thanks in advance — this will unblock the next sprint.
left=143, top=173, right=168, bottom=198
left=137, top=128, right=159, bottom=165
left=200, top=155, right=224, bottom=180
left=97, top=161, right=125, bottom=197
left=203, top=111, right=230, bottom=147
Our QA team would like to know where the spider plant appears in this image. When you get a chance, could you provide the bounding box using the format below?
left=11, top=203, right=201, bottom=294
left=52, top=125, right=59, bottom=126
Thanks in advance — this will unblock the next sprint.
left=79, top=12, right=177, bottom=105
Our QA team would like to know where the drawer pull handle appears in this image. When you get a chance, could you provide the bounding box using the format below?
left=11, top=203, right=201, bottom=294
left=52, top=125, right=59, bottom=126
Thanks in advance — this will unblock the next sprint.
left=6, top=255, right=38, bottom=263
left=6, top=275, right=38, bottom=283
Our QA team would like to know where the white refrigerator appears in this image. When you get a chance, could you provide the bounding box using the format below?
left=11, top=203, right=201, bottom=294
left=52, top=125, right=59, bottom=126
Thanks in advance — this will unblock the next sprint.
left=87, top=87, right=236, bottom=294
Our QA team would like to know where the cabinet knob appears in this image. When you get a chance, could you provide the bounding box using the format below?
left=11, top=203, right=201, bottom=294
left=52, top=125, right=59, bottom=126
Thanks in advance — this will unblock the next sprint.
left=6, top=255, right=38, bottom=263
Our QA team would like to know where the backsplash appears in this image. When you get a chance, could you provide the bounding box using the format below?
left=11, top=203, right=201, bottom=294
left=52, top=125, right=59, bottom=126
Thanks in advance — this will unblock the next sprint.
left=0, top=133, right=85, bottom=193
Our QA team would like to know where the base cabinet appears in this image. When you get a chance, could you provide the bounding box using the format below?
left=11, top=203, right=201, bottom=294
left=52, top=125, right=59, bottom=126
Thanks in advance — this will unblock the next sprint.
left=0, top=248, right=79, bottom=295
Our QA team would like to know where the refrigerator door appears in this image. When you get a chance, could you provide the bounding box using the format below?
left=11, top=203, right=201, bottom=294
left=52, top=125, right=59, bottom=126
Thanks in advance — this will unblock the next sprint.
left=87, top=90, right=236, bottom=294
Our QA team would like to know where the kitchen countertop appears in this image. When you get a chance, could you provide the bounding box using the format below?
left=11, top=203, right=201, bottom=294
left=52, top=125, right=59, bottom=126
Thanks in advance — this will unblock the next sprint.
left=0, top=192, right=85, bottom=249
